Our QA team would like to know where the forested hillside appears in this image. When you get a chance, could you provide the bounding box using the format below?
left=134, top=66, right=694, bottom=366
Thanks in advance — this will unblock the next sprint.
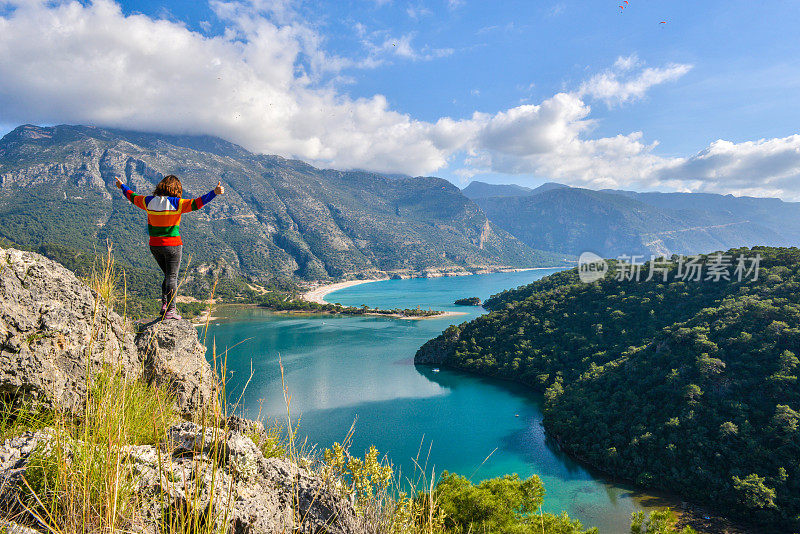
left=416, top=247, right=800, bottom=529
left=0, top=124, right=557, bottom=295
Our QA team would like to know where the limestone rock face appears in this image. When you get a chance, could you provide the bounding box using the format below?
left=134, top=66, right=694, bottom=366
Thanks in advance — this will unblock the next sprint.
left=0, top=247, right=138, bottom=410
left=135, top=320, right=217, bottom=417
left=0, top=422, right=361, bottom=534
left=0, top=247, right=214, bottom=416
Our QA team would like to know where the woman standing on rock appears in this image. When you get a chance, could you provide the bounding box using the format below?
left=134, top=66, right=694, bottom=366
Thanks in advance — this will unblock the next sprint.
left=115, top=175, right=224, bottom=320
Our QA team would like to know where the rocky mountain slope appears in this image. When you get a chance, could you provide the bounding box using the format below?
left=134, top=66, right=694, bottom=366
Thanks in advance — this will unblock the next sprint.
left=467, top=181, right=800, bottom=258
left=0, top=125, right=558, bottom=294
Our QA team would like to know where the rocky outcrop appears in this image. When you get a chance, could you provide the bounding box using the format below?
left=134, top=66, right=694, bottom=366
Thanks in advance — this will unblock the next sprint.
left=135, top=320, right=217, bottom=417
left=0, top=422, right=361, bottom=533
left=0, top=248, right=362, bottom=532
left=0, top=429, right=53, bottom=515
left=0, top=247, right=214, bottom=416
left=0, top=247, right=139, bottom=409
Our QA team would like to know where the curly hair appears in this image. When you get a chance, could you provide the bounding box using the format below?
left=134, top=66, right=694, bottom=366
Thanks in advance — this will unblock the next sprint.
left=153, top=175, right=183, bottom=197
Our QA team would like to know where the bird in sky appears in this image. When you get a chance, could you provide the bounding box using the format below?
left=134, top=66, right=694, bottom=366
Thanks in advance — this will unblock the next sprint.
left=616, top=1, right=667, bottom=25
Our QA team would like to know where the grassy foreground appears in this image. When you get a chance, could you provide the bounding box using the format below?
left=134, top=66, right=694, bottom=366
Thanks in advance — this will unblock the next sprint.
left=0, top=247, right=694, bottom=534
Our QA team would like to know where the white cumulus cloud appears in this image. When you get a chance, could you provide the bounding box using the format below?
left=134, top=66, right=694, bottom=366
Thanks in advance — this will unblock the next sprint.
left=0, top=0, right=454, bottom=174
left=656, top=136, right=800, bottom=198
left=1, top=1, right=799, bottom=199
left=579, top=54, right=693, bottom=107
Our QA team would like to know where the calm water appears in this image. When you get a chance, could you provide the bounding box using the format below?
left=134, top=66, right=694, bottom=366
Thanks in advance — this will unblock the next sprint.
left=203, top=270, right=671, bottom=533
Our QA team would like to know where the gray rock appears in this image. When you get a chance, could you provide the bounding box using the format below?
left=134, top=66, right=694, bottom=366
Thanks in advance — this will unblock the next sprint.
left=139, top=422, right=362, bottom=533
left=0, top=520, right=41, bottom=534
left=0, top=247, right=215, bottom=416
left=0, top=247, right=139, bottom=411
left=135, top=320, right=218, bottom=417
left=226, top=414, right=265, bottom=436
left=0, top=422, right=362, bottom=533
left=0, top=429, right=53, bottom=518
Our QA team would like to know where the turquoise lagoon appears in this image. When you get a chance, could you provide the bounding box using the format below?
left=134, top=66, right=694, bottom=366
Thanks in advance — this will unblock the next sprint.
left=203, top=270, right=671, bottom=533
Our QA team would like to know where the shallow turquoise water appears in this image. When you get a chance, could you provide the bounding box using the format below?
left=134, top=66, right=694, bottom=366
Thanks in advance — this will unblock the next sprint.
left=203, top=270, right=671, bottom=533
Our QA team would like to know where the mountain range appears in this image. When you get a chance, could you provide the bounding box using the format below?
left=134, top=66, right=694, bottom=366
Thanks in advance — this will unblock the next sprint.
left=4, top=124, right=800, bottom=297
left=0, top=125, right=560, bottom=294
left=464, top=181, right=800, bottom=258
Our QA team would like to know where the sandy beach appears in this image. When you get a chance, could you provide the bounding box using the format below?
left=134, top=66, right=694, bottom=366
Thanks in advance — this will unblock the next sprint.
left=195, top=267, right=561, bottom=322
left=301, top=278, right=387, bottom=304
left=301, top=266, right=568, bottom=305
left=301, top=278, right=473, bottom=320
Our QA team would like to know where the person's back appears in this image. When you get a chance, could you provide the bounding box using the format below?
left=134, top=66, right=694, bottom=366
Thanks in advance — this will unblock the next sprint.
left=116, top=174, right=224, bottom=319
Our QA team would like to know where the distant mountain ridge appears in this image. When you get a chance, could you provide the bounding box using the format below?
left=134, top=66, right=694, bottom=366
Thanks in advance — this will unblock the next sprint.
left=461, top=180, right=567, bottom=199
left=0, top=125, right=560, bottom=292
left=466, top=180, right=800, bottom=257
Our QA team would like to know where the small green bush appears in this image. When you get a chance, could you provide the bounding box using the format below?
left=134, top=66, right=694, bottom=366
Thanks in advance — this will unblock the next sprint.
left=630, top=510, right=697, bottom=534
left=433, top=472, right=596, bottom=534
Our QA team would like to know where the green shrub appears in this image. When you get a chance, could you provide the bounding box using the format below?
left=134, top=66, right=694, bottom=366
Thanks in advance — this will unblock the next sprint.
left=630, top=510, right=697, bottom=534
left=432, top=472, right=595, bottom=534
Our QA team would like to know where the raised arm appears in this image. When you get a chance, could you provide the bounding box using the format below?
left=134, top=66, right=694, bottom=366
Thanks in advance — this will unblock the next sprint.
left=180, top=181, right=225, bottom=213
left=116, top=178, right=147, bottom=210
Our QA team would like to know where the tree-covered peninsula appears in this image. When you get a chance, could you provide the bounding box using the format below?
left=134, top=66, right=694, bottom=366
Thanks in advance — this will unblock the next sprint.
left=415, top=246, right=800, bottom=530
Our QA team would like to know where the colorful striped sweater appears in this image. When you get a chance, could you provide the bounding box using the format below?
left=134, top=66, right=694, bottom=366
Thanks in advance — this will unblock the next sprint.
left=121, top=184, right=217, bottom=246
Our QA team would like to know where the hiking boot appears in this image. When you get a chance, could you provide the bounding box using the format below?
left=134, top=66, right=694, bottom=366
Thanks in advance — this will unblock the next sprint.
left=163, top=310, right=182, bottom=320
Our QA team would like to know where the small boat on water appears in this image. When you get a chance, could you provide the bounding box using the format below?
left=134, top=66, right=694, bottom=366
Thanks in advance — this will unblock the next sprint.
left=432, top=368, right=440, bottom=372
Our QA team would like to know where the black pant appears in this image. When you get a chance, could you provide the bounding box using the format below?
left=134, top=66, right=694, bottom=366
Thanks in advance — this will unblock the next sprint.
left=150, top=245, right=182, bottom=312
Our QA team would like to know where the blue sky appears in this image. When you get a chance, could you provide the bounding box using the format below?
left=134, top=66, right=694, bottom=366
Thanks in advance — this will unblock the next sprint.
left=115, top=0, right=800, bottom=151
left=1, top=0, right=800, bottom=198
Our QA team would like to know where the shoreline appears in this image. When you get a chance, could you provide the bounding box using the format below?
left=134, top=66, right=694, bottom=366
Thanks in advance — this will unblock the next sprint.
left=512, top=266, right=572, bottom=272
left=193, top=302, right=467, bottom=322
left=270, top=308, right=468, bottom=320
left=417, top=361, right=761, bottom=534
left=302, top=278, right=387, bottom=304
left=301, top=265, right=569, bottom=305
left=196, top=265, right=567, bottom=324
